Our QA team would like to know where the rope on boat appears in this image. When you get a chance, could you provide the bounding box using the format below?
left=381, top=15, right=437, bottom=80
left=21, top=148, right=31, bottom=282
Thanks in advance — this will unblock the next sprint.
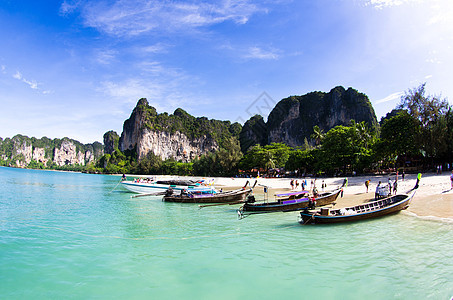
left=109, top=179, right=123, bottom=194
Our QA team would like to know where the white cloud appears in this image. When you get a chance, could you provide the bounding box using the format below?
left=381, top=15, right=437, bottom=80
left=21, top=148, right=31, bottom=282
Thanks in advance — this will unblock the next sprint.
left=366, top=0, right=423, bottom=9
left=375, top=92, right=404, bottom=104
left=13, top=71, right=38, bottom=90
left=142, top=43, right=168, bottom=54
left=243, top=47, right=279, bottom=60
left=59, top=0, right=82, bottom=15
left=65, top=0, right=263, bottom=36
left=95, top=49, right=118, bottom=65
left=98, top=60, right=198, bottom=113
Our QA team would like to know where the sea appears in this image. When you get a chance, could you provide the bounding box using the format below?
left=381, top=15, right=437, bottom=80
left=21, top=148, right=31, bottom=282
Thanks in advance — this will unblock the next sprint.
left=1, top=166, right=452, bottom=299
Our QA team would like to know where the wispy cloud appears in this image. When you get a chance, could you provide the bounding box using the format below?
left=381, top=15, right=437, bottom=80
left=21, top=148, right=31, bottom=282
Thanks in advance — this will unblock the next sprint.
left=11, top=70, right=53, bottom=94
left=243, top=46, right=280, bottom=60
left=65, top=0, right=264, bottom=36
left=95, top=49, right=118, bottom=65
left=142, top=43, right=169, bottom=54
left=59, top=0, right=82, bottom=15
left=98, top=61, right=200, bottom=112
left=375, top=92, right=404, bottom=104
left=366, top=0, right=423, bottom=9
left=1, top=65, right=5, bottom=74
left=13, top=71, right=38, bottom=89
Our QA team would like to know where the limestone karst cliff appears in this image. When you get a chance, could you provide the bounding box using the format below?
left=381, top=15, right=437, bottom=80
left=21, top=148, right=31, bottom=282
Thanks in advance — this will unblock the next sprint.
left=118, top=98, right=239, bottom=162
left=238, top=115, right=267, bottom=153
left=0, top=135, right=103, bottom=168
left=241, top=86, right=378, bottom=148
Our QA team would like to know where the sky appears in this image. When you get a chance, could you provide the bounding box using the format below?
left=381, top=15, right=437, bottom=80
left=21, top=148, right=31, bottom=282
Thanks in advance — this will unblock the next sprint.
left=1, top=0, right=453, bottom=143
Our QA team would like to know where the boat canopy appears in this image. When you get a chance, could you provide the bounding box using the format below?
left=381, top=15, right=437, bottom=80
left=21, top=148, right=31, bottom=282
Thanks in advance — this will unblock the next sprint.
left=275, top=191, right=309, bottom=197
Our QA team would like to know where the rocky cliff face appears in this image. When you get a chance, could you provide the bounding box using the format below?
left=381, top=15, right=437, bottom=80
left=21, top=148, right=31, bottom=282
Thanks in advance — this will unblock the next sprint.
left=12, top=138, right=33, bottom=167
left=103, top=130, right=119, bottom=155
left=241, top=86, right=378, bottom=149
left=119, top=98, right=150, bottom=155
left=135, top=129, right=218, bottom=161
left=239, top=115, right=267, bottom=152
left=119, top=98, right=223, bottom=162
left=0, top=135, right=103, bottom=168
left=54, top=139, right=86, bottom=166
left=32, top=147, right=49, bottom=166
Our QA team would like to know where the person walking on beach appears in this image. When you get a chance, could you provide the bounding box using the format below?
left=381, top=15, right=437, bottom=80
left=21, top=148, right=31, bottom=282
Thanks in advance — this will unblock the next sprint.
left=450, top=171, right=453, bottom=189
left=393, top=180, right=398, bottom=195
left=415, top=173, right=422, bottom=189
left=365, top=179, right=370, bottom=193
left=290, top=179, right=294, bottom=190
left=295, top=180, right=299, bottom=190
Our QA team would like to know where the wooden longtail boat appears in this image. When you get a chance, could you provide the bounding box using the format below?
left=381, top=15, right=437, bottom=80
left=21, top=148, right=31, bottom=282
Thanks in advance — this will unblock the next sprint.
left=237, top=180, right=347, bottom=218
left=163, top=187, right=252, bottom=203
left=299, top=190, right=416, bottom=225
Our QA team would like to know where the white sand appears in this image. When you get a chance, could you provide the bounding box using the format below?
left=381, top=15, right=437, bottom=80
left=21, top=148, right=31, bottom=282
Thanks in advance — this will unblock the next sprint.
left=124, top=172, right=453, bottom=221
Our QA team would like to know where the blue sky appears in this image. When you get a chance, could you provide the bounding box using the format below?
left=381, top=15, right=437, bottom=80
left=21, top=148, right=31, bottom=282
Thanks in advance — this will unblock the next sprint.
left=1, top=0, right=452, bottom=143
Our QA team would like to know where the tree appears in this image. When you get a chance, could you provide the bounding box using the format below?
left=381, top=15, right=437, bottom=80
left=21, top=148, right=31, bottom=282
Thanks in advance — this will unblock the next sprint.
left=310, top=125, right=325, bottom=147
left=398, top=83, right=451, bottom=163
left=375, top=111, right=420, bottom=167
left=398, top=83, right=449, bottom=127
left=319, top=125, right=354, bottom=174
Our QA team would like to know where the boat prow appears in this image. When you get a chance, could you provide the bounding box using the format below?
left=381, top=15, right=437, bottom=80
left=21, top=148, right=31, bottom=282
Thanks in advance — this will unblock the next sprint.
left=299, top=190, right=416, bottom=225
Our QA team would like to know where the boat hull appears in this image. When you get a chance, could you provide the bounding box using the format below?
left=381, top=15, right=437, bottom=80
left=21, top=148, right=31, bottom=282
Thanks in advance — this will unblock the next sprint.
left=300, top=192, right=414, bottom=224
left=163, top=188, right=252, bottom=203
left=240, top=188, right=342, bottom=215
left=121, top=181, right=213, bottom=194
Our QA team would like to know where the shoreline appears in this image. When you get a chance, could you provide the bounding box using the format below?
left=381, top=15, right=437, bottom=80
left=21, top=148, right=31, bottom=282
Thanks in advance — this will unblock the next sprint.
left=122, top=172, right=453, bottom=221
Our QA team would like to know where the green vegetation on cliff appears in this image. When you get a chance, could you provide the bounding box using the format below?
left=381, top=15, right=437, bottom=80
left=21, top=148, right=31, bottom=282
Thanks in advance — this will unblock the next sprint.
left=129, top=98, right=241, bottom=149
left=0, top=135, right=103, bottom=171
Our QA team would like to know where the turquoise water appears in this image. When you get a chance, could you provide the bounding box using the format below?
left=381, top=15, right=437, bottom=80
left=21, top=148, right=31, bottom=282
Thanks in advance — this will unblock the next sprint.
left=0, top=167, right=452, bottom=299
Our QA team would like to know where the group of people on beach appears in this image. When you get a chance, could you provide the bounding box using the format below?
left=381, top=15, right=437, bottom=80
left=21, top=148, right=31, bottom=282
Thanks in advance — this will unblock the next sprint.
left=290, top=179, right=326, bottom=192
left=365, top=175, right=400, bottom=200
left=290, top=179, right=327, bottom=198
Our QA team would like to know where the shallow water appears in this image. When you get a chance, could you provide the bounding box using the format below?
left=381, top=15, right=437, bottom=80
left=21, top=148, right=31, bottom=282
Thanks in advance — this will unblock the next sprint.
left=1, top=167, right=452, bottom=299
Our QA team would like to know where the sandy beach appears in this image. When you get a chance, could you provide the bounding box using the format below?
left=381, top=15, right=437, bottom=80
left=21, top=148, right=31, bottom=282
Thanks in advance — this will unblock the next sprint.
left=124, top=172, right=453, bottom=222
left=211, top=173, right=453, bottom=222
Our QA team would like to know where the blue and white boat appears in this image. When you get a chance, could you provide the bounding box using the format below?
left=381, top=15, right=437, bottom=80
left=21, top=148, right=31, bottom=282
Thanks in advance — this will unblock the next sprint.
left=121, top=179, right=216, bottom=194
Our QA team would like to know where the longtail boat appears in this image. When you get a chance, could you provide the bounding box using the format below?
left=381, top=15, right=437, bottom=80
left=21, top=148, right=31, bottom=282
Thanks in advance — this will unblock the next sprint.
left=237, top=179, right=347, bottom=218
left=238, top=188, right=342, bottom=217
left=299, top=190, right=416, bottom=225
left=121, top=179, right=215, bottom=194
left=163, top=187, right=252, bottom=203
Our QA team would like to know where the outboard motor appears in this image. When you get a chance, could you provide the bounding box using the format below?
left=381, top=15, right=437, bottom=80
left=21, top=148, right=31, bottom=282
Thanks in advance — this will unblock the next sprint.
left=246, top=195, right=255, bottom=203
left=165, top=188, right=174, bottom=197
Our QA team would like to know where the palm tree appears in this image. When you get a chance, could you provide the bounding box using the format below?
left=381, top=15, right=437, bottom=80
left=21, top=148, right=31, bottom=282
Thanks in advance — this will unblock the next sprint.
left=263, top=150, right=275, bottom=171
left=311, top=125, right=325, bottom=147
